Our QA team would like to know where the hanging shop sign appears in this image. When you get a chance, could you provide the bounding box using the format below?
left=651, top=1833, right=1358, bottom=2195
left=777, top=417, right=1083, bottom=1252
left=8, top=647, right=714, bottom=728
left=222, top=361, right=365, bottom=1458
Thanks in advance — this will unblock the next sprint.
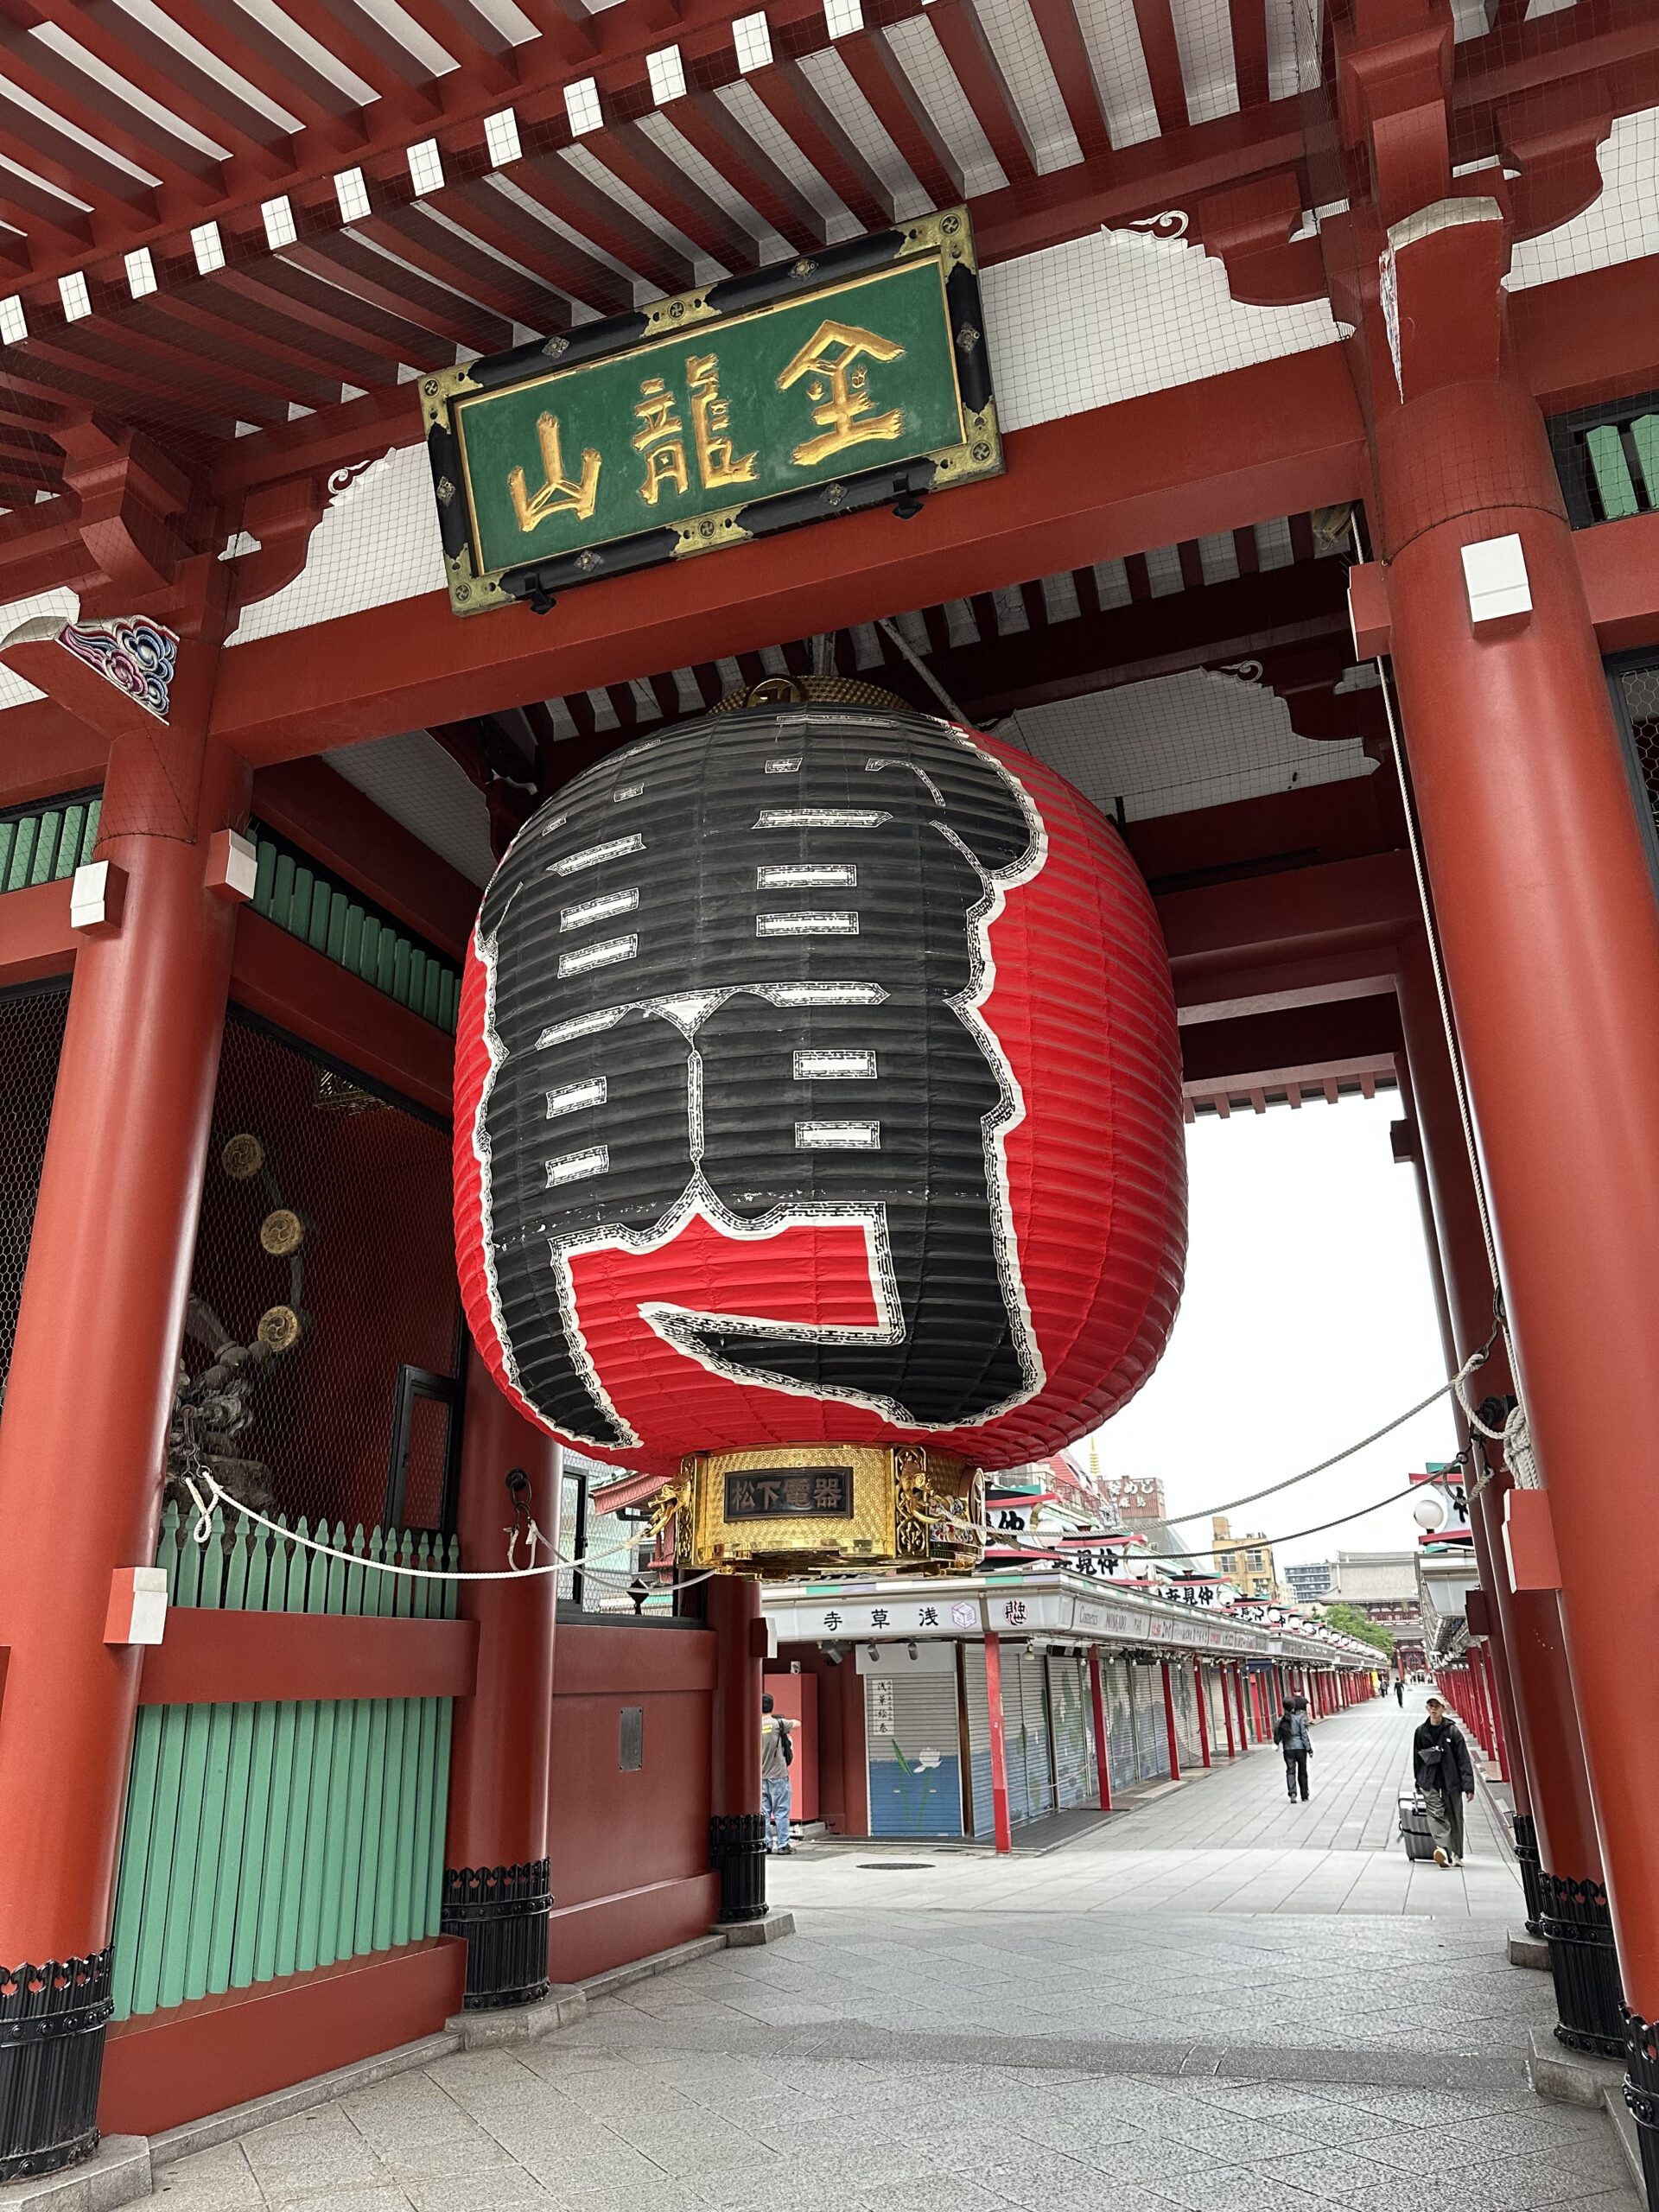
left=422, top=211, right=999, bottom=617
left=453, top=702, right=1187, bottom=1580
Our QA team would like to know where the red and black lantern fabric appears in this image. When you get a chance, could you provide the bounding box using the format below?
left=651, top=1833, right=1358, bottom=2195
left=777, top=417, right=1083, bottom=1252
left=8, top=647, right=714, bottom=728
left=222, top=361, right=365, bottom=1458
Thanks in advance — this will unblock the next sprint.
left=454, top=705, right=1186, bottom=1480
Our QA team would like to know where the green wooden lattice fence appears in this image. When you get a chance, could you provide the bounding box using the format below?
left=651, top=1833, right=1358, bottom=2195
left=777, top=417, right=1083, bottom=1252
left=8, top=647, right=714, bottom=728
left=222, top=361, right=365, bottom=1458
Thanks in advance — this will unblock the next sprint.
left=0, top=793, right=100, bottom=895
left=110, top=1503, right=460, bottom=2022
left=247, top=825, right=462, bottom=1034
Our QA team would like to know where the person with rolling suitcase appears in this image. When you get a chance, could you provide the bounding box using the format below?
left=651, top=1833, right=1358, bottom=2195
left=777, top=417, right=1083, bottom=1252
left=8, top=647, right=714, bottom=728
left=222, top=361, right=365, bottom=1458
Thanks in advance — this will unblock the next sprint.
left=1413, top=1695, right=1475, bottom=1866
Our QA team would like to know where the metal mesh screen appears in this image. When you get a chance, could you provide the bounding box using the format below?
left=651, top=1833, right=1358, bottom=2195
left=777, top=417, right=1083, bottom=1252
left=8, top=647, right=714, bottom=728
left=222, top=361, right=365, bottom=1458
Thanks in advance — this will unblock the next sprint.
left=1613, top=661, right=1659, bottom=826
left=173, top=1012, right=461, bottom=1536
left=0, top=982, right=70, bottom=1406
left=1608, top=655, right=1659, bottom=894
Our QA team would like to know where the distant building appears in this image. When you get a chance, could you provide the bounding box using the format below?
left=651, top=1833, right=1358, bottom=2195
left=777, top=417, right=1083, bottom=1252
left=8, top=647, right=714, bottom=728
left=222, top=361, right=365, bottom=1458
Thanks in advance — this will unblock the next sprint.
left=1326, top=1551, right=1419, bottom=1611
left=1286, top=1560, right=1335, bottom=1601
left=1211, top=1515, right=1282, bottom=1602
left=1105, top=1476, right=1198, bottom=1577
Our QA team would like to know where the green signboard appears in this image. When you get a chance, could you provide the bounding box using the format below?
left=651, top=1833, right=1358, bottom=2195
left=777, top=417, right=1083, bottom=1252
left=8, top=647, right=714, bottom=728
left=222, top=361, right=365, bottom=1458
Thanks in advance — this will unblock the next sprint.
left=423, top=209, right=1000, bottom=617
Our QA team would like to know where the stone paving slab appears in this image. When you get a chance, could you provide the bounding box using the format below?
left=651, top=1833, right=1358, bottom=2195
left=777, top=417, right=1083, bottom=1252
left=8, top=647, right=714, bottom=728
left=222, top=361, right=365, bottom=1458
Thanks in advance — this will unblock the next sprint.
left=148, top=1693, right=1637, bottom=2211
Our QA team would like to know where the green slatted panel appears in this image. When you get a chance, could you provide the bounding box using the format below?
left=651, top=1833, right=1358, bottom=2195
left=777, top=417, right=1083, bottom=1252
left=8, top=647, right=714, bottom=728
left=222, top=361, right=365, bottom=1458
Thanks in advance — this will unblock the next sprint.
left=0, top=795, right=104, bottom=897
left=243, top=826, right=463, bottom=1033
left=110, top=1507, right=457, bottom=2022
left=28, top=812, right=62, bottom=885
left=7, top=817, right=38, bottom=892
left=253, top=837, right=278, bottom=916
left=1632, top=416, right=1659, bottom=511
left=1586, top=424, right=1640, bottom=520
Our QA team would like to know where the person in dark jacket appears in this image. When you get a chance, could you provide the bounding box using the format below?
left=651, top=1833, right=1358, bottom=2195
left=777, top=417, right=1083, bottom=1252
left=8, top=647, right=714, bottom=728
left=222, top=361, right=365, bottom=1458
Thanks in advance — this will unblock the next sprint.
left=1414, top=1696, right=1476, bottom=1865
left=1273, top=1699, right=1313, bottom=1802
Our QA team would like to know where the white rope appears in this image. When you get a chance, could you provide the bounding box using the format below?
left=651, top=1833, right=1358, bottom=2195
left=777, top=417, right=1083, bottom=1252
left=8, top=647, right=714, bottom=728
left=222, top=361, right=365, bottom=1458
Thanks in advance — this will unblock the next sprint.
left=1165, top=1337, right=1493, bottom=1526
left=179, top=1465, right=709, bottom=1586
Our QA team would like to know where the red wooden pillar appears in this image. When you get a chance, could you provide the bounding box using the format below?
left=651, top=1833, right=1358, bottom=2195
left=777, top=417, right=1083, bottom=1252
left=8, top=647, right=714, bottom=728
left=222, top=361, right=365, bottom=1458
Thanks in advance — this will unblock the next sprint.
left=0, top=692, right=246, bottom=2177
left=1369, top=212, right=1659, bottom=2087
left=1087, top=1646, right=1113, bottom=1812
left=1397, top=939, right=1605, bottom=1966
left=982, top=1632, right=1013, bottom=1853
left=1194, top=1661, right=1212, bottom=1769
left=709, top=1574, right=766, bottom=1919
left=442, top=1350, right=560, bottom=2006
left=1232, top=1664, right=1250, bottom=1753
left=1160, top=1661, right=1182, bottom=1782
left=1221, top=1662, right=1237, bottom=1758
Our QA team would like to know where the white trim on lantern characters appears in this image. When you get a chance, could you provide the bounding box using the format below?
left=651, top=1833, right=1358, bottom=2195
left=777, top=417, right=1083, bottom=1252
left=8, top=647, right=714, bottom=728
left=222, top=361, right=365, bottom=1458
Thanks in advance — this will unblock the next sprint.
left=467, top=725, right=1053, bottom=1451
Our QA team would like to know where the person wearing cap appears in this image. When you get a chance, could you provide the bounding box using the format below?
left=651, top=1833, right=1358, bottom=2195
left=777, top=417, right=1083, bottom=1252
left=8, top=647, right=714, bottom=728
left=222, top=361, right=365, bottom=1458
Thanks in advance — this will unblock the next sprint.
left=1413, top=1694, right=1476, bottom=1866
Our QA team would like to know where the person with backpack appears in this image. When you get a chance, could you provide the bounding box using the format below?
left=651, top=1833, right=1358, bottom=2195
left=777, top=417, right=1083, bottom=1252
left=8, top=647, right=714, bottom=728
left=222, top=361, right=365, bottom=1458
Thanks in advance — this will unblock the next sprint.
left=1273, top=1697, right=1313, bottom=1802
left=760, top=1691, right=798, bottom=1855
left=1414, top=1694, right=1476, bottom=1865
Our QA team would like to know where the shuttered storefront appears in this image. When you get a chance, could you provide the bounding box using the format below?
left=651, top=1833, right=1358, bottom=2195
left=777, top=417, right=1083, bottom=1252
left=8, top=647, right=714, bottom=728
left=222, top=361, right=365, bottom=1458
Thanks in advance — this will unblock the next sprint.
left=1171, top=1659, right=1204, bottom=1768
left=1128, top=1660, right=1171, bottom=1780
left=1099, top=1652, right=1138, bottom=1794
left=865, top=1662, right=964, bottom=1838
left=963, top=1644, right=995, bottom=1840
left=1047, top=1655, right=1096, bottom=1808
left=1007, top=1647, right=1057, bottom=1821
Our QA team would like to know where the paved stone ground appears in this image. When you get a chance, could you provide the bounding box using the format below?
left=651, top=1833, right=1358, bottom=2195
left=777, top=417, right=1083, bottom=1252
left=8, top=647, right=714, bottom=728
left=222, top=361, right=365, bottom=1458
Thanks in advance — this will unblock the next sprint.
left=151, top=1690, right=1640, bottom=2212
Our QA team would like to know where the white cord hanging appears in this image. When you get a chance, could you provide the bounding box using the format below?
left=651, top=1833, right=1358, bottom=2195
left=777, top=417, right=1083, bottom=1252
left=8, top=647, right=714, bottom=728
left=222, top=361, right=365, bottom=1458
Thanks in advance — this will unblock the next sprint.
left=1164, top=1336, right=1494, bottom=1527
left=178, top=1463, right=714, bottom=1587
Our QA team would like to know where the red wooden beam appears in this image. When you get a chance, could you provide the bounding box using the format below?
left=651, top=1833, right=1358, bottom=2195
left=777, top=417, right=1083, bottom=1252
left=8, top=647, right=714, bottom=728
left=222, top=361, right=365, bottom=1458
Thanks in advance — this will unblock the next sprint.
left=833, top=31, right=967, bottom=208
left=663, top=92, right=828, bottom=251
left=1130, top=0, right=1190, bottom=135
left=926, top=0, right=1038, bottom=182
left=938, top=557, right=1352, bottom=718
left=0, top=878, right=78, bottom=990
left=502, top=154, right=692, bottom=303
left=230, top=910, right=454, bottom=1116
left=742, top=60, right=894, bottom=233
left=1026, top=0, right=1112, bottom=162
left=138, top=1609, right=478, bottom=1705
left=1228, top=0, right=1270, bottom=109
left=251, top=758, right=482, bottom=957
left=576, top=122, right=759, bottom=273
left=207, top=345, right=1365, bottom=761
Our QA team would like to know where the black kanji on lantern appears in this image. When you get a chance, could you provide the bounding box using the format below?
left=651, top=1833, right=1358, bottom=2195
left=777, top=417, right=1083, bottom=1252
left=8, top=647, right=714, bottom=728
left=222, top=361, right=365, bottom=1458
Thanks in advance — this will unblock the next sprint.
left=469, top=708, right=1046, bottom=1448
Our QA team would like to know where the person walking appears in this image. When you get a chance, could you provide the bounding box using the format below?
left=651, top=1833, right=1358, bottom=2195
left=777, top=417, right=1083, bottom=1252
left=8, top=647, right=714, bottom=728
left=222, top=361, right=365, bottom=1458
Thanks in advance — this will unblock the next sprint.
left=1395, top=1676, right=1405, bottom=1707
left=760, top=1691, right=798, bottom=1855
left=1273, top=1697, right=1313, bottom=1802
left=1414, top=1694, right=1476, bottom=1866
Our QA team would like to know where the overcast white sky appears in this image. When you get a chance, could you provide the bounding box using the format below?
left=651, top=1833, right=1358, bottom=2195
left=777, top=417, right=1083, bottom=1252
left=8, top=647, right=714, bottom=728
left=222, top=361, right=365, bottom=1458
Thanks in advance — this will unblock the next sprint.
left=1084, top=1090, right=1461, bottom=1567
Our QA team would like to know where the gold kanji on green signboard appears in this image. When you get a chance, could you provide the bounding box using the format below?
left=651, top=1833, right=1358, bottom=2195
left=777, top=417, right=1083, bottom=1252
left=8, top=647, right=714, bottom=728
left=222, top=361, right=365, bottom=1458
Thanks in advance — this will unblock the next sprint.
left=423, top=208, right=1001, bottom=613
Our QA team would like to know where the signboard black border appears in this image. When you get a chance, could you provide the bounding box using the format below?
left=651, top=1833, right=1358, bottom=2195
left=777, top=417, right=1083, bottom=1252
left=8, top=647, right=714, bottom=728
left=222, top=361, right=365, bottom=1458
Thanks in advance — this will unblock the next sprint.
left=421, top=207, right=999, bottom=618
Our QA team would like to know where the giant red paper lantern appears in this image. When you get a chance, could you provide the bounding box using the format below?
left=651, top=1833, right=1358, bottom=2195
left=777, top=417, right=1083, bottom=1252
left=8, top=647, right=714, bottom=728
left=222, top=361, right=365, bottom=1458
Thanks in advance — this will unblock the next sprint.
left=454, top=703, right=1186, bottom=1528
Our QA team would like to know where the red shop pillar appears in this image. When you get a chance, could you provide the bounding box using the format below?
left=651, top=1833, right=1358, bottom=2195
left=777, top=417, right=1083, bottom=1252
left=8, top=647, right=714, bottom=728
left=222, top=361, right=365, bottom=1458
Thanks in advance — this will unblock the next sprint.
left=708, top=1574, right=766, bottom=1919
left=1087, top=1647, right=1114, bottom=1812
left=982, top=1633, right=1014, bottom=1853
left=1232, top=1665, right=1251, bottom=1753
left=1221, top=1664, right=1237, bottom=1758
left=0, top=678, right=246, bottom=2177
left=1194, top=1662, right=1212, bottom=1770
left=1160, top=1662, right=1182, bottom=1782
left=441, top=1350, right=560, bottom=2007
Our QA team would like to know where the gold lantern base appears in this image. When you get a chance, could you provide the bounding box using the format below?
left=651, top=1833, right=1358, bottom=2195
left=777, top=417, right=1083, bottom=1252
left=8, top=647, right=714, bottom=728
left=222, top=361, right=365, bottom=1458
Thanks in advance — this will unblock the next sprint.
left=653, top=1445, right=985, bottom=1580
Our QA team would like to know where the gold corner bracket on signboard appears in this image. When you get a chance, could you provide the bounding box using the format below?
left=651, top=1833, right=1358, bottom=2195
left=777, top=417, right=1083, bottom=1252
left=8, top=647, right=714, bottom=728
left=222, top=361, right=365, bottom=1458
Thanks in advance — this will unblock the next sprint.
left=420, top=206, right=1002, bottom=619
